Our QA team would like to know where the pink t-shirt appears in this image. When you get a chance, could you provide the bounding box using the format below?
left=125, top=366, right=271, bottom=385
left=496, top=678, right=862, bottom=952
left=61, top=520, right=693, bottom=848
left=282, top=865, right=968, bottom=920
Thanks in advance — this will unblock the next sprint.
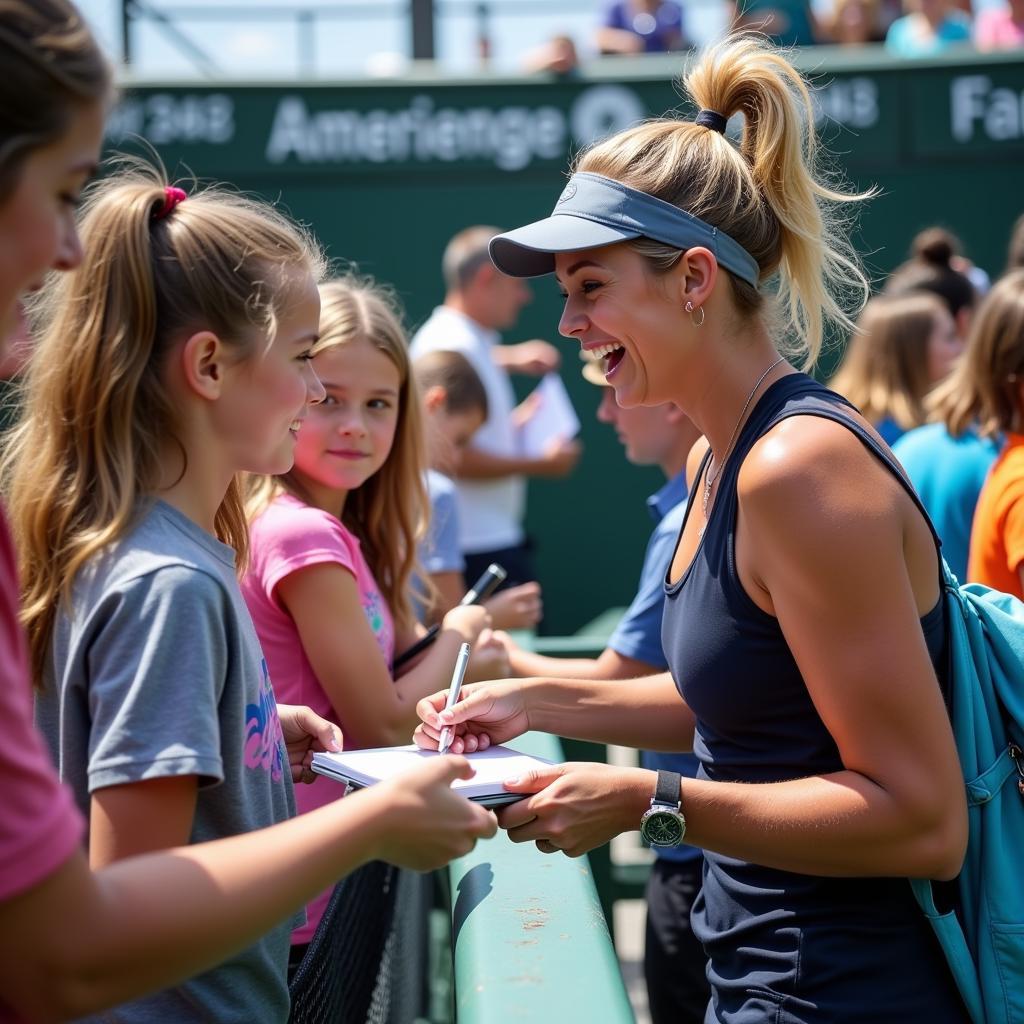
left=0, top=505, right=83, bottom=1020
left=242, top=493, right=395, bottom=944
left=974, top=6, right=1024, bottom=48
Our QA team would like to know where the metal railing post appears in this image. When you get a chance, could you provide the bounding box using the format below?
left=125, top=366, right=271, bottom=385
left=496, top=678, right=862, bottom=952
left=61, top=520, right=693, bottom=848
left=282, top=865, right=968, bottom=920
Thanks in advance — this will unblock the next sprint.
left=410, top=0, right=436, bottom=60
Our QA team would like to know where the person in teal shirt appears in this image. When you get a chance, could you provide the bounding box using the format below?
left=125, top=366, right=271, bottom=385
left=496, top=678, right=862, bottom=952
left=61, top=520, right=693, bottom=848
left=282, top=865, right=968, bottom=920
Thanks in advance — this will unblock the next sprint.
left=885, top=0, right=971, bottom=55
left=893, top=422, right=999, bottom=582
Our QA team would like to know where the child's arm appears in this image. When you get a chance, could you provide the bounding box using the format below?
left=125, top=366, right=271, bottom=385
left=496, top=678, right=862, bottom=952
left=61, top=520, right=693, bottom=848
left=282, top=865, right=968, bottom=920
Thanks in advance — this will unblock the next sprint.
left=90, top=776, right=198, bottom=866
left=88, top=697, right=344, bottom=863
left=277, top=563, right=488, bottom=748
left=425, top=574, right=543, bottom=632
left=0, top=757, right=496, bottom=1023
left=456, top=440, right=580, bottom=481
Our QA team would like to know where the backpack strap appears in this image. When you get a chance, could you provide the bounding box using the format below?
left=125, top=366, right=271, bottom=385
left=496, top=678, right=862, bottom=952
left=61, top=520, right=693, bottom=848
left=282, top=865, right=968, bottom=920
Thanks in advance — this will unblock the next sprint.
left=763, top=389, right=944, bottom=563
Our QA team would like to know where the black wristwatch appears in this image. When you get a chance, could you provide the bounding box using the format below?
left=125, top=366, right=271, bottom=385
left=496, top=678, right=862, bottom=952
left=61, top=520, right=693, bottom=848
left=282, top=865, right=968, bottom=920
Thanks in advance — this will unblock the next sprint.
left=639, top=769, right=686, bottom=848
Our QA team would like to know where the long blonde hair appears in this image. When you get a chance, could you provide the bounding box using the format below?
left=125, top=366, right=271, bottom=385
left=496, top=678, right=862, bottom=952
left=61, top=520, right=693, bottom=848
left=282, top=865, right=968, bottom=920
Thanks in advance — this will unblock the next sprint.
left=829, top=292, right=946, bottom=432
left=927, top=269, right=1024, bottom=439
left=2, top=162, right=324, bottom=685
left=248, top=274, right=429, bottom=635
left=575, top=34, right=871, bottom=370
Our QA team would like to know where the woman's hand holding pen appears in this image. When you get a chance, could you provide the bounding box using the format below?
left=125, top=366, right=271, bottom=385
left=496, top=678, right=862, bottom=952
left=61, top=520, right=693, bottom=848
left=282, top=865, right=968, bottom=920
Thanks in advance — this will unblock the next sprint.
left=496, top=762, right=654, bottom=859
left=413, top=678, right=530, bottom=754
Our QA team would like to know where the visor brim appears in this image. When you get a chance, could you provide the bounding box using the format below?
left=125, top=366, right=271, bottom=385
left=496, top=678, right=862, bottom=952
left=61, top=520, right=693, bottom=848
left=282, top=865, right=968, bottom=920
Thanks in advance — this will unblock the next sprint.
left=489, top=216, right=639, bottom=278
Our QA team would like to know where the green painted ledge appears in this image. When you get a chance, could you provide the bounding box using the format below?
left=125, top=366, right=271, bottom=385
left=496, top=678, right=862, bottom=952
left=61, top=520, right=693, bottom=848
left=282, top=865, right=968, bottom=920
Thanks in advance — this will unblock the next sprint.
left=447, top=732, right=635, bottom=1023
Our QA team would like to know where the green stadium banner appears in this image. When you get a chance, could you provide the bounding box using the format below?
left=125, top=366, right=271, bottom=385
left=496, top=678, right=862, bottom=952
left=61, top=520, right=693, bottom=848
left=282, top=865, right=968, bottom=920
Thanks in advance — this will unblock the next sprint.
left=107, top=47, right=1024, bottom=635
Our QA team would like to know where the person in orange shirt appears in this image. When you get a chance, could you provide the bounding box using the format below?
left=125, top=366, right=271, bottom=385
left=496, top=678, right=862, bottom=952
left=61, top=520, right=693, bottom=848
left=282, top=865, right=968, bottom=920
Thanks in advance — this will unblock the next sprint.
left=963, top=269, right=1024, bottom=596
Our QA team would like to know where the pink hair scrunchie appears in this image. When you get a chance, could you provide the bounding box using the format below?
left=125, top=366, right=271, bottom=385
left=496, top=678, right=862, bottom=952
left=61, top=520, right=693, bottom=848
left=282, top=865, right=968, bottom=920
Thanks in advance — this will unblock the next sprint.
left=153, top=186, right=187, bottom=221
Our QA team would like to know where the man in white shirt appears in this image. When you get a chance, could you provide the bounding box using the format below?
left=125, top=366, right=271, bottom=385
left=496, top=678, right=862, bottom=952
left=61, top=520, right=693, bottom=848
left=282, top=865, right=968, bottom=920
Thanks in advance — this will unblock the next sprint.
left=410, top=225, right=580, bottom=587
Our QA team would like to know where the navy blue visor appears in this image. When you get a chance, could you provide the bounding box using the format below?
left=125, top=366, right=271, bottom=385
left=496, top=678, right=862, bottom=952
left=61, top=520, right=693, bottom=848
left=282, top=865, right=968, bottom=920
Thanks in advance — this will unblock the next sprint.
left=489, top=172, right=760, bottom=288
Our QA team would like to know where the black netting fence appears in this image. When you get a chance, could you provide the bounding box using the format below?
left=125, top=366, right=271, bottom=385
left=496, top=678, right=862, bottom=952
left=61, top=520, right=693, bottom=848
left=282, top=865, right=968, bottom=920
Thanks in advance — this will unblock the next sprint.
left=288, top=862, right=436, bottom=1024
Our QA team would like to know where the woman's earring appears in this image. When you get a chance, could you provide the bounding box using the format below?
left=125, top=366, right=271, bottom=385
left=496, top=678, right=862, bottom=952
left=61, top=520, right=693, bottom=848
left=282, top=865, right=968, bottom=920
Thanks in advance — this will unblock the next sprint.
left=685, top=301, right=705, bottom=328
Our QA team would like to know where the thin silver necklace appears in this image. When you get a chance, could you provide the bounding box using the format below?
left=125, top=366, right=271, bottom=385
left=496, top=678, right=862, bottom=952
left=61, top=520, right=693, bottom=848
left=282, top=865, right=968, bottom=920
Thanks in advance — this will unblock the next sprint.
left=700, top=357, right=785, bottom=536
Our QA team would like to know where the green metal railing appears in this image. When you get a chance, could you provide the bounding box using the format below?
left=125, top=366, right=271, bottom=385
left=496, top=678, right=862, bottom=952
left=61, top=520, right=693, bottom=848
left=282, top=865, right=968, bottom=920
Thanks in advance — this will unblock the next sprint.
left=445, top=732, right=634, bottom=1022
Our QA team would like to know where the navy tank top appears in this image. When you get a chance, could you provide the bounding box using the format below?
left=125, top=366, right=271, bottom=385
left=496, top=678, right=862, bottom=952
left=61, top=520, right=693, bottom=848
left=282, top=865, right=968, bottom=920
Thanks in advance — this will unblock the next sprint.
left=662, top=374, right=968, bottom=1024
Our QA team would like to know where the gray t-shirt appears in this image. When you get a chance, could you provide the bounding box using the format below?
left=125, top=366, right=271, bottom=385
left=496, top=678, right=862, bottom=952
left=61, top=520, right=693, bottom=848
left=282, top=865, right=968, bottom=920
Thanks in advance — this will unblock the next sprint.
left=36, top=500, right=298, bottom=1023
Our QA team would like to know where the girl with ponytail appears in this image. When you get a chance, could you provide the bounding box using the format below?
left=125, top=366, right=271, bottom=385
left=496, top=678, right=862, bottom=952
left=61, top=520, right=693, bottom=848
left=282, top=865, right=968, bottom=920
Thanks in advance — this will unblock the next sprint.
left=1, top=158, right=496, bottom=1020
left=414, top=35, right=969, bottom=1023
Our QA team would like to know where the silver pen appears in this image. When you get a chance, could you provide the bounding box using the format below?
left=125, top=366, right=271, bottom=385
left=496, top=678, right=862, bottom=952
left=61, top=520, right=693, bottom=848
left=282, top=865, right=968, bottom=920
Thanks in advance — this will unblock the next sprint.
left=438, top=642, right=471, bottom=755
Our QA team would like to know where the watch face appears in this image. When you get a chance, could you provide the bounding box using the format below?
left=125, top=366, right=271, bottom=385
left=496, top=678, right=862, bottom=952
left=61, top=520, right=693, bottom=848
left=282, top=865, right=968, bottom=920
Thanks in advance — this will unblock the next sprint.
left=642, top=810, right=685, bottom=847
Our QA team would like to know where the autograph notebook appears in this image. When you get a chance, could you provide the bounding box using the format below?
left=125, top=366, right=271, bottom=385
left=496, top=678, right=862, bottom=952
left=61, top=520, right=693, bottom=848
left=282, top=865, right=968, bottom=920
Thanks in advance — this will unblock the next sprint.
left=311, top=744, right=555, bottom=807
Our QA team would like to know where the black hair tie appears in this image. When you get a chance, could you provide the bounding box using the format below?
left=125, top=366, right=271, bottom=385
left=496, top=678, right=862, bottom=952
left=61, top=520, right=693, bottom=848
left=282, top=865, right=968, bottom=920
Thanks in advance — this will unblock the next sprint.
left=694, top=109, right=728, bottom=134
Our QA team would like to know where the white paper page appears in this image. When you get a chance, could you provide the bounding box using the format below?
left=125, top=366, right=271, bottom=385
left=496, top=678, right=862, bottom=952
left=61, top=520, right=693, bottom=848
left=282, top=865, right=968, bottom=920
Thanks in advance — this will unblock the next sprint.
left=517, top=373, right=581, bottom=459
left=312, top=743, right=553, bottom=800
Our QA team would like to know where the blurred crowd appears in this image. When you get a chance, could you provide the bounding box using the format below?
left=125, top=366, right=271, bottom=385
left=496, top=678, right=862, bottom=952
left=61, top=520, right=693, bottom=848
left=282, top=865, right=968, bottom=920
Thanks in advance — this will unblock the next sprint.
left=522, top=0, right=1023, bottom=73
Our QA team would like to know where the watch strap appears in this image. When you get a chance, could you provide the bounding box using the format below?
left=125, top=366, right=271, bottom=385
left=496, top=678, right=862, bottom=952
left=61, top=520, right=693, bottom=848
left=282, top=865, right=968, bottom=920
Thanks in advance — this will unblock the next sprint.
left=654, top=769, right=682, bottom=807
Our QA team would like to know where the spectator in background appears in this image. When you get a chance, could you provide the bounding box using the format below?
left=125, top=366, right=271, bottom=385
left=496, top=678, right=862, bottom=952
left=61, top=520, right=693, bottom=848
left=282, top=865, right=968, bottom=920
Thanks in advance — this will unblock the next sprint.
left=964, top=270, right=1024, bottom=596
left=732, top=0, right=821, bottom=44
left=885, top=226, right=979, bottom=335
left=830, top=291, right=963, bottom=445
left=596, top=0, right=687, bottom=53
left=974, top=0, right=1024, bottom=48
left=523, top=33, right=581, bottom=74
left=410, top=226, right=580, bottom=591
left=885, top=0, right=972, bottom=56
left=1006, top=212, right=1024, bottom=274
left=892, top=375, right=1000, bottom=585
left=414, top=348, right=544, bottom=630
left=821, top=0, right=885, bottom=43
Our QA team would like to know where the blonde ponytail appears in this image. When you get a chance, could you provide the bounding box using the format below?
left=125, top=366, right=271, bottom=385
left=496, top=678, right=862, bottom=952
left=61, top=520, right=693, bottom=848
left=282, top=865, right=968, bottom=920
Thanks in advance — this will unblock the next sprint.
left=576, top=34, right=872, bottom=370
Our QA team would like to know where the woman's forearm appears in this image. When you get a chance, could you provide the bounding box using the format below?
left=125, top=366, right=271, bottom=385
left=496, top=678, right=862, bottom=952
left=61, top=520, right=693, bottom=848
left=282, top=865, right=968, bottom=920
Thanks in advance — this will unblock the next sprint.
left=524, top=672, right=695, bottom=751
left=680, top=769, right=964, bottom=881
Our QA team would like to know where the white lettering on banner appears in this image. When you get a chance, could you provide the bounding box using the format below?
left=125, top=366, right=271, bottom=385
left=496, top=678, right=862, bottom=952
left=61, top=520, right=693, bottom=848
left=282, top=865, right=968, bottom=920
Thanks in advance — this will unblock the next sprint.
left=265, top=86, right=642, bottom=171
left=951, top=75, right=1024, bottom=142
left=266, top=95, right=567, bottom=171
left=106, top=93, right=235, bottom=146
left=813, top=77, right=879, bottom=130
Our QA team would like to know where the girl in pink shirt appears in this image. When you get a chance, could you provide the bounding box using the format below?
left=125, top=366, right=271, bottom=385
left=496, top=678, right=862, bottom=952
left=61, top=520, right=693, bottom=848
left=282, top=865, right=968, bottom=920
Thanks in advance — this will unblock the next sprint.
left=244, top=275, right=506, bottom=950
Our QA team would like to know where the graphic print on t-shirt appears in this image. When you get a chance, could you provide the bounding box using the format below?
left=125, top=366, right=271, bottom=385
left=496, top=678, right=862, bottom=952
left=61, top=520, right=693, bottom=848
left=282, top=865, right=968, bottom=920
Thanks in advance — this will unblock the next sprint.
left=362, top=589, right=392, bottom=662
left=244, top=657, right=286, bottom=781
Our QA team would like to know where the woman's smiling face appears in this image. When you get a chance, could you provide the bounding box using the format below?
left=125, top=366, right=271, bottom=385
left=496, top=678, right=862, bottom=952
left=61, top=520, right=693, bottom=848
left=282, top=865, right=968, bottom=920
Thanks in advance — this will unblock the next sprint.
left=554, top=243, right=687, bottom=409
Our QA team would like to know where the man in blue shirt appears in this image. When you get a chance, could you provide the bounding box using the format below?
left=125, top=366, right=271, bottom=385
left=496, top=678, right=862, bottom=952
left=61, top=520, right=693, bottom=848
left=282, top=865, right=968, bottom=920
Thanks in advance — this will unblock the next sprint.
left=505, top=355, right=707, bottom=1023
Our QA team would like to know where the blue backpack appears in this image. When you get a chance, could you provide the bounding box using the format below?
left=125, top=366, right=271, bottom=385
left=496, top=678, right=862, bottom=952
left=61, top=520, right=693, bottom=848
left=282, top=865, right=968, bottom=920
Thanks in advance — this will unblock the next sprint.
left=910, top=568, right=1024, bottom=1024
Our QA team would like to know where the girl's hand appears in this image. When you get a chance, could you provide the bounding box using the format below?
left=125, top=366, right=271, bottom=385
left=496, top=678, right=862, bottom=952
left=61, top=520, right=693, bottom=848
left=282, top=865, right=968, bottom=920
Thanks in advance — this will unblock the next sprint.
left=497, top=763, right=654, bottom=859
left=368, top=756, right=498, bottom=870
left=441, top=603, right=490, bottom=645
left=413, top=679, right=530, bottom=754
left=277, top=704, right=343, bottom=784
left=465, top=628, right=510, bottom=683
left=484, top=582, right=543, bottom=630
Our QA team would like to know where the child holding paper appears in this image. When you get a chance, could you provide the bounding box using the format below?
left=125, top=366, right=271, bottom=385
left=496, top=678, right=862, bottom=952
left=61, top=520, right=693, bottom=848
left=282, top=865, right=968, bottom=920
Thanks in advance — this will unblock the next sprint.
left=242, top=274, right=508, bottom=956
